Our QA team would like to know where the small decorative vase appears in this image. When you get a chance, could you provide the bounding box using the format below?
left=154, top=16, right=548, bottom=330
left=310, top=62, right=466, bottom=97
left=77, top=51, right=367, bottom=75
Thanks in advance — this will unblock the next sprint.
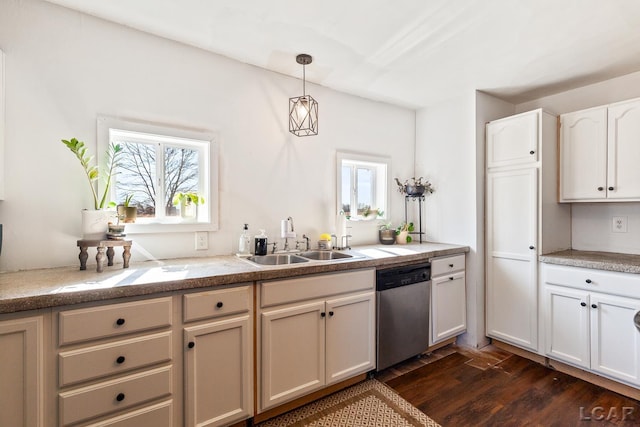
left=379, top=229, right=395, bottom=245
left=180, top=201, right=196, bottom=220
left=396, top=230, right=409, bottom=245
left=81, top=209, right=113, bottom=239
left=405, top=185, right=425, bottom=196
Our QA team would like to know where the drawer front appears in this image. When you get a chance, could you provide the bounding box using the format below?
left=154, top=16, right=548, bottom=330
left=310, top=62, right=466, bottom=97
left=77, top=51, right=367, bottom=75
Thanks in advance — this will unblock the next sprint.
left=260, top=268, right=375, bottom=308
left=431, top=254, right=465, bottom=276
left=59, top=332, right=172, bottom=387
left=59, top=297, right=172, bottom=345
left=59, top=366, right=172, bottom=426
left=85, top=400, right=172, bottom=427
left=183, top=285, right=251, bottom=322
left=542, top=264, right=640, bottom=299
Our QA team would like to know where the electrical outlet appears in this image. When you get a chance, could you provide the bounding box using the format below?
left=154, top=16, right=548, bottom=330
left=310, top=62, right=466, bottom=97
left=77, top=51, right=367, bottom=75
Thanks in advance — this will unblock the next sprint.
left=195, top=231, right=208, bottom=250
left=612, top=216, right=628, bottom=233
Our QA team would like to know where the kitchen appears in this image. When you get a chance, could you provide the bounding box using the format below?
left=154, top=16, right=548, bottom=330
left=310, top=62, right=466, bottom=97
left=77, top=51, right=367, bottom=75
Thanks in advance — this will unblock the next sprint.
left=2, top=0, right=640, bottom=426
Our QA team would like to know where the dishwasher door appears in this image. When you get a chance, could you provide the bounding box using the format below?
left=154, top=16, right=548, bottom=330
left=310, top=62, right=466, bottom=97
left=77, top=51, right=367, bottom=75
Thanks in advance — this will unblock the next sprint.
left=376, top=280, right=430, bottom=371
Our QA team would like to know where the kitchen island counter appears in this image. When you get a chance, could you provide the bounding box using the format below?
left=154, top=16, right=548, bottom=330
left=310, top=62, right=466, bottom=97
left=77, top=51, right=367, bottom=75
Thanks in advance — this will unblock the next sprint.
left=0, top=242, right=468, bottom=314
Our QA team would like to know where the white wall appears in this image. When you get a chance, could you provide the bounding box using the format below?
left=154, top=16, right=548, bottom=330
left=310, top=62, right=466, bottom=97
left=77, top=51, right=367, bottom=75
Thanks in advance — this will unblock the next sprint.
left=516, top=71, right=640, bottom=255
left=0, top=0, right=415, bottom=271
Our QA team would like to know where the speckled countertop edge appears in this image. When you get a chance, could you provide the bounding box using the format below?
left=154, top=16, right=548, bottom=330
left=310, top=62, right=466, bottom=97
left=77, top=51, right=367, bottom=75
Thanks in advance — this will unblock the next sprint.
left=0, top=242, right=469, bottom=314
left=540, top=249, right=640, bottom=274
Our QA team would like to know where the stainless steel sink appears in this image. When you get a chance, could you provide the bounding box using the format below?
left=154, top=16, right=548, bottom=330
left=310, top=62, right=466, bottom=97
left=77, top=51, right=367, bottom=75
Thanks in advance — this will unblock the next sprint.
left=246, top=254, right=309, bottom=265
left=299, top=251, right=354, bottom=261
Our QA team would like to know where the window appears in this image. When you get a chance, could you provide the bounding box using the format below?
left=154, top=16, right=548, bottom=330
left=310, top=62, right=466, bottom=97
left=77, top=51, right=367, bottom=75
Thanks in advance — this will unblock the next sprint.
left=97, top=117, right=219, bottom=233
left=337, top=152, right=389, bottom=220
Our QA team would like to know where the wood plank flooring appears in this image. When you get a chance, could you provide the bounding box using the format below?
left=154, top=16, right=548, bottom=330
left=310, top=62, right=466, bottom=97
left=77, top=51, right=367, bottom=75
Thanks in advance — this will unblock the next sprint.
left=377, top=344, right=640, bottom=426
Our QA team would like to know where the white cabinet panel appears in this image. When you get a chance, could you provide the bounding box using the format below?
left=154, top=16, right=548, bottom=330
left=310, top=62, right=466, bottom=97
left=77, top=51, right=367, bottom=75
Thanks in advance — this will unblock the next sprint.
left=607, top=99, right=640, bottom=200
left=487, top=111, right=538, bottom=168
left=431, top=272, right=466, bottom=344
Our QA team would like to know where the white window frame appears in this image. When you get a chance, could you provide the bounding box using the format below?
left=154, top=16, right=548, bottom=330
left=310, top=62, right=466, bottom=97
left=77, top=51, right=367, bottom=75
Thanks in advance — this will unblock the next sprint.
left=97, top=116, right=219, bottom=234
left=336, top=151, right=390, bottom=221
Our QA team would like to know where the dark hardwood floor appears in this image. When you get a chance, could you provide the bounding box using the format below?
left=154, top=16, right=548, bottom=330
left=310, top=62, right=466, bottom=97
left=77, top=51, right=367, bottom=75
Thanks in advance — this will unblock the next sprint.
left=376, top=344, right=640, bottom=426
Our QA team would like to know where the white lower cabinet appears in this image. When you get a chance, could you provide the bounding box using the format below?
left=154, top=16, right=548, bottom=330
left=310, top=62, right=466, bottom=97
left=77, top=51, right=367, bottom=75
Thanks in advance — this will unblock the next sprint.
left=542, top=264, right=640, bottom=387
left=0, top=314, right=44, bottom=427
left=258, top=269, right=376, bottom=412
left=183, top=285, right=253, bottom=427
left=430, top=254, right=466, bottom=345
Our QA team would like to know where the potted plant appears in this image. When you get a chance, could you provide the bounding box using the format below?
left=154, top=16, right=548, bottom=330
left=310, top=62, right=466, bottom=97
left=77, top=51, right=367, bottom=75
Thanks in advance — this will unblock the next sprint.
left=378, top=222, right=395, bottom=245
left=394, top=177, right=435, bottom=196
left=395, top=222, right=414, bottom=244
left=117, top=194, right=137, bottom=223
left=62, top=138, right=123, bottom=238
left=172, top=191, right=204, bottom=220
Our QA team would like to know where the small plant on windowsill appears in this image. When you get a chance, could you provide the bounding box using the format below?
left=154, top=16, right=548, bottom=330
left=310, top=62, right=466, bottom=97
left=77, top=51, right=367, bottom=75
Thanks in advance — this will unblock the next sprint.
left=172, top=192, right=204, bottom=220
left=117, top=194, right=137, bottom=223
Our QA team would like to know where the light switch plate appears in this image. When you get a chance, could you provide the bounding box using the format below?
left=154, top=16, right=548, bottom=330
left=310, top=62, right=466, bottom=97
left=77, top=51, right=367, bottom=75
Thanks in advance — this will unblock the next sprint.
left=612, top=216, right=628, bottom=233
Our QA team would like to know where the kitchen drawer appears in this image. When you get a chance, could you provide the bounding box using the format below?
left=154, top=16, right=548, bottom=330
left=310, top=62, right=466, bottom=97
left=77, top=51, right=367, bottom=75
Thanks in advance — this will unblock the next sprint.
left=85, top=400, right=172, bottom=427
left=542, top=264, right=640, bottom=299
left=431, top=254, right=465, bottom=277
left=59, top=331, right=172, bottom=387
left=59, top=365, right=172, bottom=426
left=58, top=297, right=172, bottom=346
left=183, top=285, right=251, bottom=322
left=260, top=268, right=374, bottom=308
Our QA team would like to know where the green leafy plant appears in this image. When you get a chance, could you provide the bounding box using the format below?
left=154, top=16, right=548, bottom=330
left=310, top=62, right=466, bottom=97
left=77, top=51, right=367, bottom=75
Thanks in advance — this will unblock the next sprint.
left=396, top=222, right=415, bottom=243
left=172, top=192, right=204, bottom=206
left=61, top=138, right=123, bottom=209
left=122, top=193, right=134, bottom=207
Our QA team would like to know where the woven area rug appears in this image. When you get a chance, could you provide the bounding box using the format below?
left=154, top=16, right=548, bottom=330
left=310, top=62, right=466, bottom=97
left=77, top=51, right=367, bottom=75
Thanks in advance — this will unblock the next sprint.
left=257, top=379, right=440, bottom=427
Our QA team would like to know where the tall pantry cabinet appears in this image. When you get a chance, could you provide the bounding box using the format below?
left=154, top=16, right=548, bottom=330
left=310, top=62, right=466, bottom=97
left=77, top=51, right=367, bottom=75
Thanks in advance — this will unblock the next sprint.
left=486, top=109, right=570, bottom=353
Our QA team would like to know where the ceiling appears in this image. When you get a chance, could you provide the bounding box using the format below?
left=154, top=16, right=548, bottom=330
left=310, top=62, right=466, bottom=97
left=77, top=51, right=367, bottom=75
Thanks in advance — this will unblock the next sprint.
left=45, top=0, right=640, bottom=109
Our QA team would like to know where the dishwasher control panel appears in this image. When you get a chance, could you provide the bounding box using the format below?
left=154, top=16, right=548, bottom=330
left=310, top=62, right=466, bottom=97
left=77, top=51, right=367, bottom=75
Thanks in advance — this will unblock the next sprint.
left=376, top=263, right=431, bottom=291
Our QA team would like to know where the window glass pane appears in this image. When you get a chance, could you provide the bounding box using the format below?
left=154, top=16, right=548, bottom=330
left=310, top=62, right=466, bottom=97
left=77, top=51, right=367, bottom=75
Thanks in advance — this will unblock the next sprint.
left=164, top=145, right=200, bottom=217
left=115, top=141, right=157, bottom=219
left=356, top=167, right=374, bottom=212
left=341, top=165, right=352, bottom=215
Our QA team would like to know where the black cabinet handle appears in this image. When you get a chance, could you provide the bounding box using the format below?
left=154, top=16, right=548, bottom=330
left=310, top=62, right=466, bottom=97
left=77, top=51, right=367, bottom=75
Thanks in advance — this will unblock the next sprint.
left=580, top=302, right=587, bottom=307
left=116, top=393, right=125, bottom=402
left=598, top=187, right=604, bottom=191
left=609, top=186, right=614, bottom=191
left=329, top=311, right=334, bottom=317
left=449, top=277, right=454, bottom=280
left=585, top=279, right=592, bottom=284
left=529, top=150, right=535, bottom=155
left=591, top=304, right=598, bottom=309
left=187, top=341, right=195, bottom=349
left=216, top=301, right=223, bottom=308
left=116, top=318, right=125, bottom=326
left=449, top=264, right=454, bottom=268
left=320, top=312, right=326, bottom=317
left=421, top=272, right=429, bottom=280
left=529, top=246, right=535, bottom=250
left=116, top=356, right=126, bottom=364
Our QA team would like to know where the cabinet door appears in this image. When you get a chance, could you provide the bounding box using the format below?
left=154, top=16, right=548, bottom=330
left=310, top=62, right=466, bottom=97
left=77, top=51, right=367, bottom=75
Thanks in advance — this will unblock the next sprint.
left=607, top=98, right=640, bottom=200
left=559, top=107, right=608, bottom=201
left=486, top=168, right=539, bottom=351
left=431, top=272, right=466, bottom=345
left=325, top=292, right=375, bottom=385
left=487, top=111, right=538, bottom=169
left=543, top=285, right=590, bottom=368
left=184, top=315, right=252, bottom=427
left=590, top=294, right=640, bottom=386
left=0, top=316, right=43, bottom=427
left=260, top=301, right=325, bottom=411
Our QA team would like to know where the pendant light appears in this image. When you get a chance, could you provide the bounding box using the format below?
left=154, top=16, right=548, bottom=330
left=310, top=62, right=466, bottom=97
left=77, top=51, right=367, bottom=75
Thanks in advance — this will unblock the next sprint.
left=289, top=54, right=318, bottom=137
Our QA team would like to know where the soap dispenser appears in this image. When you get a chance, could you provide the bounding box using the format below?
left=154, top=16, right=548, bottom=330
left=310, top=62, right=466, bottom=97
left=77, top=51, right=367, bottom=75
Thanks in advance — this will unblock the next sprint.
left=254, top=229, right=268, bottom=256
left=237, top=223, right=251, bottom=257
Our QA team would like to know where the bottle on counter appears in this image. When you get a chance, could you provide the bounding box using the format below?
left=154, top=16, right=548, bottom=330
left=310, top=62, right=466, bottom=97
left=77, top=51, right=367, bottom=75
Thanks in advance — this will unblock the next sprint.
left=237, top=223, right=251, bottom=257
left=254, top=229, right=268, bottom=256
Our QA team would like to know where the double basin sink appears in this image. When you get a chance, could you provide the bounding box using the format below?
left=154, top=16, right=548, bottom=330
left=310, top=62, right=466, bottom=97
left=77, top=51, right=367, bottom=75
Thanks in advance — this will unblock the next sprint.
left=247, top=251, right=354, bottom=266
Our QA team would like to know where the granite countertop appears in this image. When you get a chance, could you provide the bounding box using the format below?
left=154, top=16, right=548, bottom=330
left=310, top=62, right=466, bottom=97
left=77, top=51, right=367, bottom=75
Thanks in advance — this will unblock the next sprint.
left=540, top=249, right=640, bottom=274
left=0, top=242, right=469, bottom=314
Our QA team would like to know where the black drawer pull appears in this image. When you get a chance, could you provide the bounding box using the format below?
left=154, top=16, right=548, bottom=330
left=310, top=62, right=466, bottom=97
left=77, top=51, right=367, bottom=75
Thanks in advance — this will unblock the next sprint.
left=598, top=187, right=604, bottom=191
left=580, top=302, right=587, bottom=307
left=608, top=186, right=614, bottom=191
left=116, top=393, right=125, bottom=402
left=116, top=318, right=125, bottom=326
left=187, top=341, right=195, bottom=349
left=216, top=301, right=223, bottom=308
left=329, top=311, right=334, bottom=317
left=116, top=356, right=126, bottom=364
left=449, top=277, right=454, bottom=280
left=449, top=264, right=454, bottom=268
left=585, top=279, right=592, bottom=284
left=320, top=312, right=326, bottom=317
left=591, top=304, right=598, bottom=309
left=529, top=150, right=535, bottom=155
left=529, top=246, right=535, bottom=250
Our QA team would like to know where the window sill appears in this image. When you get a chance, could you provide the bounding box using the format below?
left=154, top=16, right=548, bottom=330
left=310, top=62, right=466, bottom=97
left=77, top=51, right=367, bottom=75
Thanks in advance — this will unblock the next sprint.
left=122, top=221, right=217, bottom=234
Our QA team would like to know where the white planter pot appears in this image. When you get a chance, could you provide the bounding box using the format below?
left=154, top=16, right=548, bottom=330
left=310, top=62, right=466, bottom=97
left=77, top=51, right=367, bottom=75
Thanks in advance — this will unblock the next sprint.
left=396, top=230, right=409, bottom=244
left=81, top=210, right=114, bottom=239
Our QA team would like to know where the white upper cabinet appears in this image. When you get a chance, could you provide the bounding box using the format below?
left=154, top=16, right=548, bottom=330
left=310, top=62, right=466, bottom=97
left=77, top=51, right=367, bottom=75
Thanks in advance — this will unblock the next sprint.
left=560, top=97, right=640, bottom=202
left=487, top=111, right=538, bottom=169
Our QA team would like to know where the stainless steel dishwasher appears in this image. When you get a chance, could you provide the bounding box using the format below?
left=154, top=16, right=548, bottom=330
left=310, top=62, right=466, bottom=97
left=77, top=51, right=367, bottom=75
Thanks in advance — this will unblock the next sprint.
left=376, top=262, right=431, bottom=371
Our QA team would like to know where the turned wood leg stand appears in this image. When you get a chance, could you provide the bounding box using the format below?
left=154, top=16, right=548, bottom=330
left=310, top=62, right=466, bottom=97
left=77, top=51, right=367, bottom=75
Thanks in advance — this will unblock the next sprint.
left=77, top=239, right=133, bottom=272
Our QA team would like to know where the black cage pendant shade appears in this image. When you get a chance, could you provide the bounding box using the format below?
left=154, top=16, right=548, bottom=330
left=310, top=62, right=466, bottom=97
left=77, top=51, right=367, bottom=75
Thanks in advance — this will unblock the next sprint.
left=289, top=54, right=318, bottom=137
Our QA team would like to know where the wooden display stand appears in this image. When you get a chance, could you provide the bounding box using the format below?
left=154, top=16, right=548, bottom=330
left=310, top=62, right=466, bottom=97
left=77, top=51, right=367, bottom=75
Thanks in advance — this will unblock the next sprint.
left=77, top=239, right=132, bottom=272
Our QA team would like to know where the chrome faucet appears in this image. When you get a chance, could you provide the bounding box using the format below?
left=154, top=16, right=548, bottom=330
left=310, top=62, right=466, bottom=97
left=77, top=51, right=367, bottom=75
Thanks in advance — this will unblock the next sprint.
left=282, top=216, right=296, bottom=252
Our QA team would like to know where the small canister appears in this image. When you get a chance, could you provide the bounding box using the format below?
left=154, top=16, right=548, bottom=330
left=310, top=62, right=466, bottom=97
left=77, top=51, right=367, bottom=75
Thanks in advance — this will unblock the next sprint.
left=254, top=229, right=268, bottom=256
